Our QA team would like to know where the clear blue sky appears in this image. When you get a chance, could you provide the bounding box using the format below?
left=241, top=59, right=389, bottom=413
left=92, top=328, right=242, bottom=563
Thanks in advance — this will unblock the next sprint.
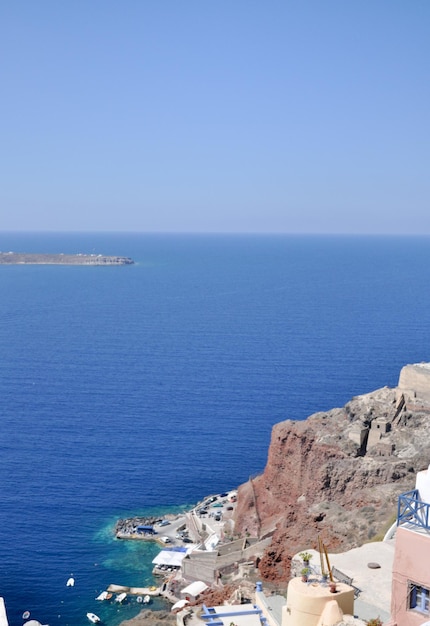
left=1, top=1, right=429, bottom=233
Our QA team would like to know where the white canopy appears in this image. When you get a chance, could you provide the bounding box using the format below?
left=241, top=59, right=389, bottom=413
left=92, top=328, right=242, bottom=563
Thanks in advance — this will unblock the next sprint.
left=171, top=599, right=189, bottom=611
left=181, top=581, right=208, bottom=597
left=152, top=550, right=187, bottom=568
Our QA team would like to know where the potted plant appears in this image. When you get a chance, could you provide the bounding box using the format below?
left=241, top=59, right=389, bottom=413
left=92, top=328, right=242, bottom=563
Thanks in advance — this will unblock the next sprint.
left=301, top=567, right=310, bottom=582
left=366, top=619, right=382, bottom=626
left=299, top=551, right=313, bottom=565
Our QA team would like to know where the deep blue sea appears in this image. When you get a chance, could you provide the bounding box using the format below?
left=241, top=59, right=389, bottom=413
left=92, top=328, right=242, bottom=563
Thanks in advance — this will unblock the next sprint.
left=1, top=232, right=430, bottom=626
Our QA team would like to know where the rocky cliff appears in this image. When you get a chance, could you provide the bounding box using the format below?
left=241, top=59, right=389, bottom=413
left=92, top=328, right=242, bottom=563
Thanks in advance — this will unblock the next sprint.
left=233, top=363, right=430, bottom=581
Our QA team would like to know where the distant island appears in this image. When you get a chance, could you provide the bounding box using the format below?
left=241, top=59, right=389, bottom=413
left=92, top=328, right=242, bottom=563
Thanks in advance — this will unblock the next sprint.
left=0, top=252, right=134, bottom=266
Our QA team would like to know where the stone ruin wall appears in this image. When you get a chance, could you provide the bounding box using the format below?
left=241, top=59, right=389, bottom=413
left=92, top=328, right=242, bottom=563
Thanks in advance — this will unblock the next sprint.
left=397, top=362, right=430, bottom=410
left=354, top=363, right=430, bottom=455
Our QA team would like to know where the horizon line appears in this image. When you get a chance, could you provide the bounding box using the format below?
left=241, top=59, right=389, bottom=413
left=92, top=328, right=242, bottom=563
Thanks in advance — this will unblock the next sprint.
left=2, top=230, right=430, bottom=238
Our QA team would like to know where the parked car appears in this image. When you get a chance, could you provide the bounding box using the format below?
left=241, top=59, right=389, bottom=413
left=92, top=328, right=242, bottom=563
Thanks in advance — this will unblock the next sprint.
left=158, top=520, right=171, bottom=527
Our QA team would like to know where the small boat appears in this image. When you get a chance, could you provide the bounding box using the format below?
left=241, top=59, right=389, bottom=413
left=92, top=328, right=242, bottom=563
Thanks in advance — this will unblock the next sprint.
left=86, top=613, right=101, bottom=623
left=66, top=576, right=75, bottom=587
left=115, top=592, right=127, bottom=603
left=95, top=591, right=108, bottom=601
left=22, top=611, right=31, bottom=619
left=136, top=596, right=143, bottom=603
left=143, top=595, right=150, bottom=604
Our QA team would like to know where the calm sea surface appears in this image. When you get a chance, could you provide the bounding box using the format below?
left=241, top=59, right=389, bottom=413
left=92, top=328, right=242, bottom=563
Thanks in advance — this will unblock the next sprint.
left=1, top=233, right=430, bottom=626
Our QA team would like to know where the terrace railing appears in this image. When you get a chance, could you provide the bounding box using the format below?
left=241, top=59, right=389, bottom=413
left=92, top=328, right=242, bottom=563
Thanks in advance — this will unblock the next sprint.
left=397, top=489, right=430, bottom=531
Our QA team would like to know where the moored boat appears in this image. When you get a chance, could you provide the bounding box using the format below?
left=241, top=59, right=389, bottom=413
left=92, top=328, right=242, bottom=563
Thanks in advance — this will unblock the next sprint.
left=115, top=592, right=127, bottom=603
left=95, top=591, right=108, bottom=601
left=86, top=613, right=101, bottom=623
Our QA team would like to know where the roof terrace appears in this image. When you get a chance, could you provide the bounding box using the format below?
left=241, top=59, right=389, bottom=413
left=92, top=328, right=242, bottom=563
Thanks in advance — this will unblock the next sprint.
left=200, top=603, right=268, bottom=626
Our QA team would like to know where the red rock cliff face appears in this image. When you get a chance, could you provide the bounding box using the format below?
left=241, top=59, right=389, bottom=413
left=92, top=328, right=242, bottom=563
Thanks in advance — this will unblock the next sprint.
left=234, top=385, right=429, bottom=581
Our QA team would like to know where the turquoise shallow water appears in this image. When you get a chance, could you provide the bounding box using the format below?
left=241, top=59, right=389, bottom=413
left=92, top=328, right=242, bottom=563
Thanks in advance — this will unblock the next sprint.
left=1, top=233, right=430, bottom=625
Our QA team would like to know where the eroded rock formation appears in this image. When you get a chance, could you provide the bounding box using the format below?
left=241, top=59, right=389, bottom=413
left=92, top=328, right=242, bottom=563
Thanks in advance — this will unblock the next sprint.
left=234, top=363, right=430, bottom=581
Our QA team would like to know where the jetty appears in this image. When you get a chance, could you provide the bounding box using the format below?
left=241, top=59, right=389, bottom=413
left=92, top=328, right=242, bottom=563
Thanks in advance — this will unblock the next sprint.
left=106, top=584, right=161, bottom=596
left=0, top=252, right=134, bottom=266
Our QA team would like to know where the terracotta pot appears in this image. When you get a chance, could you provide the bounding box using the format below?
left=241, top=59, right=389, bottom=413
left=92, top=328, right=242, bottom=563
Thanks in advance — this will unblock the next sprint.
left=329, top=582, right=337, bottom=593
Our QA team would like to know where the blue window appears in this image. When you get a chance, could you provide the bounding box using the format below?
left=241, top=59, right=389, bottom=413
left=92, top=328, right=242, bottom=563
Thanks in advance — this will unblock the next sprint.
left=410, top=583, right=430, bottom=613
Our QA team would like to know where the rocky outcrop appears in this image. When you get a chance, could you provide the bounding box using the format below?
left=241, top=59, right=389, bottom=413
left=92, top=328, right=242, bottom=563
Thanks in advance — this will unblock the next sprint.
left=234, top=364, right=430, bottom=581
left=118, top=610, right=175, bottom=626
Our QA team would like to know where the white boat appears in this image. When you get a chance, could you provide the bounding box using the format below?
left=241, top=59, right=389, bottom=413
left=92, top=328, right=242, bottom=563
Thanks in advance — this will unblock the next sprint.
left=95, top=591, right=108, bottom=601
left=115, top=592, right=127, bottom=603
left=66, top=576, right=75, bottom=587
left=143, top=595, right=150, bottom=604
left=86, top=613, right=101, bottom=623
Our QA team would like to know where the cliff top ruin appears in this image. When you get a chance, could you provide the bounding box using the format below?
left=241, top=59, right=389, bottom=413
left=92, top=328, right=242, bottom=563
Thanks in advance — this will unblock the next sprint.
left=233, top=363, right=430, bottom=581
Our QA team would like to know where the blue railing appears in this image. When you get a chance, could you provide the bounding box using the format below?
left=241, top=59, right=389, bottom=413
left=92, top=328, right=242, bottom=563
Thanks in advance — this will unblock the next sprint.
left=200, top=603, right=268, bottom=625
left=397, top=489, right=430, bottom=530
